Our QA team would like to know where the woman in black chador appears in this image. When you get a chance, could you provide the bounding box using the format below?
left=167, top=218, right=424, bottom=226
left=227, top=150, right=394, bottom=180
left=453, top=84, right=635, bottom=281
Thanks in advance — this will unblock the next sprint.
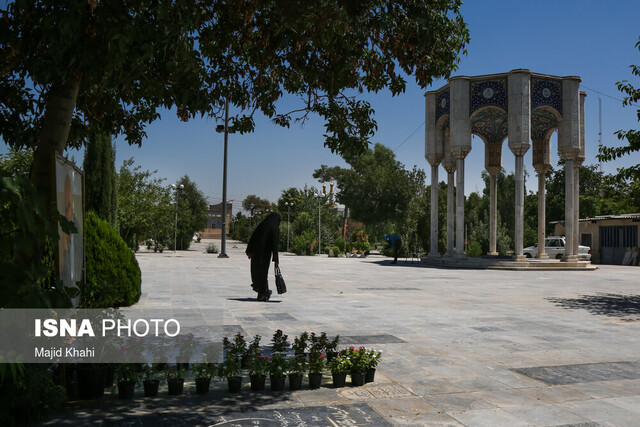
left=246, top=212, right=280, bottom=301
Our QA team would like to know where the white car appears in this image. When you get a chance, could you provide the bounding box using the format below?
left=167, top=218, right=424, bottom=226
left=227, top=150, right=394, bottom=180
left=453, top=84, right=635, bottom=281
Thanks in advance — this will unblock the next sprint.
left=523, top=236, right=591, bottom=260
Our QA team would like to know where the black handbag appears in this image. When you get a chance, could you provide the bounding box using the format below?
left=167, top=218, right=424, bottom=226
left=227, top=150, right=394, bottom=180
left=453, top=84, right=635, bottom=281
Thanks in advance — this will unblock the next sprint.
left=274, top=266, right=287, bottom=294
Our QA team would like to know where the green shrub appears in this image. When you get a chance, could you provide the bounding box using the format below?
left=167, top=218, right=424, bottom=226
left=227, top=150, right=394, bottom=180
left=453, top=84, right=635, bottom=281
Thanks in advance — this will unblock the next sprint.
left=291, top=230, right=316, bottom=255
left=466, top=241, right=483, bottom=258
left=334, top=237, right=346, bottom=254
left=324, top=246, right=340, bottom=255
left=84, top=211, right=141, bottom=308
left=205, top=243, right=218, bottom=254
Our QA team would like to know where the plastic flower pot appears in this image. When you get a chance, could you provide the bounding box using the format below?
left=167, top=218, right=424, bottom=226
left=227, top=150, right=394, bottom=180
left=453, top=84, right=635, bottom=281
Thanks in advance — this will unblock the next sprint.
left=365, top=368, right=376, bottom=383
left=76, top=365, right=107, bottom=399
left=270, top=375, right=286, bottom=391
left=350, top=372, right=365, bottom=387
left=332, top=372, right=347, bottom=388
left=227, top=376, right=242, bottom=393
left=143, top=379, right=160, bottom=397
left=195, top=378, right=211, bottom=395
left=117, top=381, right=136, bottom=399
left=308, top=372, right=323, bottom=389
left=250, top=374, right=266, bottom=391
left=288, top=374, right=303, bottom=391
left=167, top=378, right=185, bottom=395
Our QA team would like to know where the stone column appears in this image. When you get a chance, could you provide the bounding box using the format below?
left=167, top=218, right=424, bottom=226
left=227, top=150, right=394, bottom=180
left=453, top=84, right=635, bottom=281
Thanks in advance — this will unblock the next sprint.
left=532, top=138, right=552, bottom=259
left=574, top=91, right=587, bottom=257
left=429, top=164, right=441, bottom=258
left=450, top=78, right=471, bottom=259
left=442, top=129, right=456, bottom=257
left=425, top=92, right=443, bottom=258
left=508, top=71, right=532, bottom=261
left=485, top=141, right=503, bottom=256
left=558, top=77, right=581, bottom=261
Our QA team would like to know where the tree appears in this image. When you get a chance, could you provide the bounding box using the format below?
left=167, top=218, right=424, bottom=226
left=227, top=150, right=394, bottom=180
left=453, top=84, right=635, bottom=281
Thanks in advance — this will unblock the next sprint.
left=116, top=158, right=171, bottom=250
left=314, top=143, right=426, bottom=228
left=598, top=36, right=640, bottom=181
left=83, top=132, right=117, bottom=226
left=1, top=1, right=469, bottom=211
left=242, top=195, right=271, bottom=215
left=174, top=175, right=208, bottom=250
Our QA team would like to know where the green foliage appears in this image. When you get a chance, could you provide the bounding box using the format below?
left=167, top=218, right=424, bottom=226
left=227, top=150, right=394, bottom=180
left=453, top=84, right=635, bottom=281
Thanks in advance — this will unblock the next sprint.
left=329, top=354, right=351, bottom=374
left=0, top=148, right=33, bottom=177
left=466, top=241, right=483, bottom=258
left=314, top=144, right=426, bottom=227
left=84, top=211, right=141, bottom=308
left=115, top=363, right=140, bottom=383
left=194, top=363, right=214, bottom=380
left=205, top=243, right=219, bottom=254
left=0, top=364, right=66, bottom=425
left=174, top=175, right=209, bottom=251
left=242, top=195, right=271, bottom=213
left=117, top=159, right=172, bottom=250
left=324, top=246, right=340, bottom=255
left=0, top=174, right=77, bottom=308
left=83, top=132, right=117, bottom=227
left=598, top=36, right=640, bottom=181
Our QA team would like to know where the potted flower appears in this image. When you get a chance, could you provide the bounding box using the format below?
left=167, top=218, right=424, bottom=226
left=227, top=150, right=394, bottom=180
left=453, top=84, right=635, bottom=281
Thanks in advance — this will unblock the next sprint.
left=345, top=346, right=366, bottom=386
left=308, top=349, right=326, bottom=389
left=194, top=363, right=213, bottom=395
left=223, top=334, right=248, bottom=368
left=244, top=334, right=261, bottom=369
left=329, top=353, right=351, bottom=388
left=363, top=348, right=382, bottom=383
left=268, top=353, right=287, bottom=391
left=175, top=333, right=199, bottom=370
left=115, top=363, right=139, bottom=399
left=292, top=331, right=309, bottom=356
left=218, top=357, right=242, bottom=393
left=142, top=364, right=160, bottom=397
left=325, top=334, right=340, bottom=362
left=166, top=366, right=185, bottom=395
left=271, top=329, right=289, bottom=353
left=287, top=355, right=307, bottom=391
left=152, top=338, right=168, bottom=371
left=248, top=355, right=269, bottom=391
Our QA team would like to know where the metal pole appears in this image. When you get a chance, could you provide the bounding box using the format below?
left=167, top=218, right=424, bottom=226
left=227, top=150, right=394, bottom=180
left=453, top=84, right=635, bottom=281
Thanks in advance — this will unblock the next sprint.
left=174, top=192, right=178, bottom=252
left=219, top=98, right=229, bottom=258
left=318, top=195, right=321, bottom=255
left=286, top=204, right=291, bottom=252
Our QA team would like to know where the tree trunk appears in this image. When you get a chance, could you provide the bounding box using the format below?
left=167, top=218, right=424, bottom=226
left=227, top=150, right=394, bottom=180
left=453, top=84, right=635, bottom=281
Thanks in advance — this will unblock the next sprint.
left=30, top=78, right=81, bottom=206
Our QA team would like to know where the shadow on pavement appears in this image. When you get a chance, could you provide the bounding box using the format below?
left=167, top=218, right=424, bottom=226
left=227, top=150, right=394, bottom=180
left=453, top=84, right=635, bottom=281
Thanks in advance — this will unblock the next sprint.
left=546, top=293, right=640, bottom=319
left=226, top=298, right=282, bottom=303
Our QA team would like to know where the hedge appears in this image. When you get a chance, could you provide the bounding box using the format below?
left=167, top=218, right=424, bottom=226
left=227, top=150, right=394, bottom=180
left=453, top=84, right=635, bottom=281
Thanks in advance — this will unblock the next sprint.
left=84, top=211, right=141, bottom=307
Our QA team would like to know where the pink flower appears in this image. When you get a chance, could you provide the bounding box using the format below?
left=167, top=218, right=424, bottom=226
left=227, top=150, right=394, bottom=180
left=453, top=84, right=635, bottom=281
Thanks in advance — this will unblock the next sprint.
left=320, top=354, right=325, bottom=358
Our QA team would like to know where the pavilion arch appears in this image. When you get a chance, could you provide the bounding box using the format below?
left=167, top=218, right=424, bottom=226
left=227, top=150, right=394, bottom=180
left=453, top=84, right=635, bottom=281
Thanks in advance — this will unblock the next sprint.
left=425, top=69, right=585, bottom=262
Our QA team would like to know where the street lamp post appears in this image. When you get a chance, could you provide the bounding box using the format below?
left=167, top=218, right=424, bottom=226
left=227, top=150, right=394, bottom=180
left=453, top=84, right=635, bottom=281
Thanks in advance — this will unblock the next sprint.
left=315, top=191, right=324, bottom=255
left=171, top=184, right=184, bottom=252
left=249, top=203, right=255, bottom=226
left=284, top=201, right=293, bottom=252
left=215, top=98, right=234, bottom=258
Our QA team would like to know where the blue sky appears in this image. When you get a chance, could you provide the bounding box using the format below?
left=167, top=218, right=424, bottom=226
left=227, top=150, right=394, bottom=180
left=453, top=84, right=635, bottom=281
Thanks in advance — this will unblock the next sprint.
left=8, top=1, right=640, bottom=211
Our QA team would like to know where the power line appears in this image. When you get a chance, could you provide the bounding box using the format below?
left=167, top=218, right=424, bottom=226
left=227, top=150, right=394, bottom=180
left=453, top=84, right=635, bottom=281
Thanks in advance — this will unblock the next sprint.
left=392, top=121, right=425, bottom=153
left=581, top=85, right=640, bottom=108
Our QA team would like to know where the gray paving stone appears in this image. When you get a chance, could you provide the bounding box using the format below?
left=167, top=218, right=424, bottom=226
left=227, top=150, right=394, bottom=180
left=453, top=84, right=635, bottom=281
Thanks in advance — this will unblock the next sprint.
left=48, top=240, right=640, bottom=425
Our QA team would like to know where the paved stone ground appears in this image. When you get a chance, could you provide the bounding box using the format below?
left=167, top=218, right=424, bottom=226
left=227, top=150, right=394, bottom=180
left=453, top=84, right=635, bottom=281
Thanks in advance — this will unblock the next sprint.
left=46, top=239, right=640, bottom=426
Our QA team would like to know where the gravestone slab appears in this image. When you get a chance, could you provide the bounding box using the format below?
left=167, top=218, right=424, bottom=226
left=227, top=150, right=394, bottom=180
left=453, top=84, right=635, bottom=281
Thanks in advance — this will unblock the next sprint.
left=340, top=334, right=405, bottom=344
left=512, top=361, right=640, bottom=385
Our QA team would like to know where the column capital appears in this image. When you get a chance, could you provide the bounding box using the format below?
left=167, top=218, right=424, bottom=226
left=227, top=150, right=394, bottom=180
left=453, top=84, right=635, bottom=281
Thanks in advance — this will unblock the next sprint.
left=486, top=166, right=501, bottom=176
left=558, top=147, right=580, bottom=161
left=451, top=146, right=471, bottom=160
left=533, top=163, right=550, bottom=175
left=442, top=160, right=456, bottom=174
left=425, top=154, right=443, bottom=166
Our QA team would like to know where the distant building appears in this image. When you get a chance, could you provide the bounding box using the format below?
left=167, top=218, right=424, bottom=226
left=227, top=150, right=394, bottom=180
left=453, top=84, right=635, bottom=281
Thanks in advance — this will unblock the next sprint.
left=552, top=214, right=640, bottom=264
left=202, top=202, right=233, bottom=238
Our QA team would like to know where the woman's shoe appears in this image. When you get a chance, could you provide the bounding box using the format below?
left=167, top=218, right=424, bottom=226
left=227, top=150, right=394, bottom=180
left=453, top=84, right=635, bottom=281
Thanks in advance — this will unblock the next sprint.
left=265, top=290, right=272, bottom=301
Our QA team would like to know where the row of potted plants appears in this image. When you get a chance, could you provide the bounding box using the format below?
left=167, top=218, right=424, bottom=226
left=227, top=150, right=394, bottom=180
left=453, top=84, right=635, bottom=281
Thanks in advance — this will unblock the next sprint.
left=110, top=330, right=382, bottom=398
left=217, top=330, right=382, bottom=393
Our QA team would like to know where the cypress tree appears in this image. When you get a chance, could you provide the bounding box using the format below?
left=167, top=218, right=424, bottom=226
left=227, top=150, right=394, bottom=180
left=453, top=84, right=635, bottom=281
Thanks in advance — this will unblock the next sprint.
left=83, top=132, right=117, bottom=227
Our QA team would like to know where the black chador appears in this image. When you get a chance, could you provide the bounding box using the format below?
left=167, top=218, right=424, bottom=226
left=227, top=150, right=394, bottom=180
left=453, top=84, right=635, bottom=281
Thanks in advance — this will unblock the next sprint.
left=246, top=212, right=280, bottom=301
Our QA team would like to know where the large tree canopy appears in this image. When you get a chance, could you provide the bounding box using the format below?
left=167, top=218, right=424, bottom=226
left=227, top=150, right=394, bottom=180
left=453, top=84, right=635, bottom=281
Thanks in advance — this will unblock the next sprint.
left=314, top=143, right=425, bottom=226
left=1, top=0, right=468, bottom=201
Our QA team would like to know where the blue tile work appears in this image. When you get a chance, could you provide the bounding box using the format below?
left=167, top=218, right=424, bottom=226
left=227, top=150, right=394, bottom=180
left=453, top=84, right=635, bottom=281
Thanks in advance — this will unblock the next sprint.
left=471, top=106, right=508, bottom=143
left=436, top=89, right=450, bottom=120
left=531, top=109, right=560, bottom=140
left=531, top=77, right=563, bottom=116
left=470, top=79, right=507, bottom=113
